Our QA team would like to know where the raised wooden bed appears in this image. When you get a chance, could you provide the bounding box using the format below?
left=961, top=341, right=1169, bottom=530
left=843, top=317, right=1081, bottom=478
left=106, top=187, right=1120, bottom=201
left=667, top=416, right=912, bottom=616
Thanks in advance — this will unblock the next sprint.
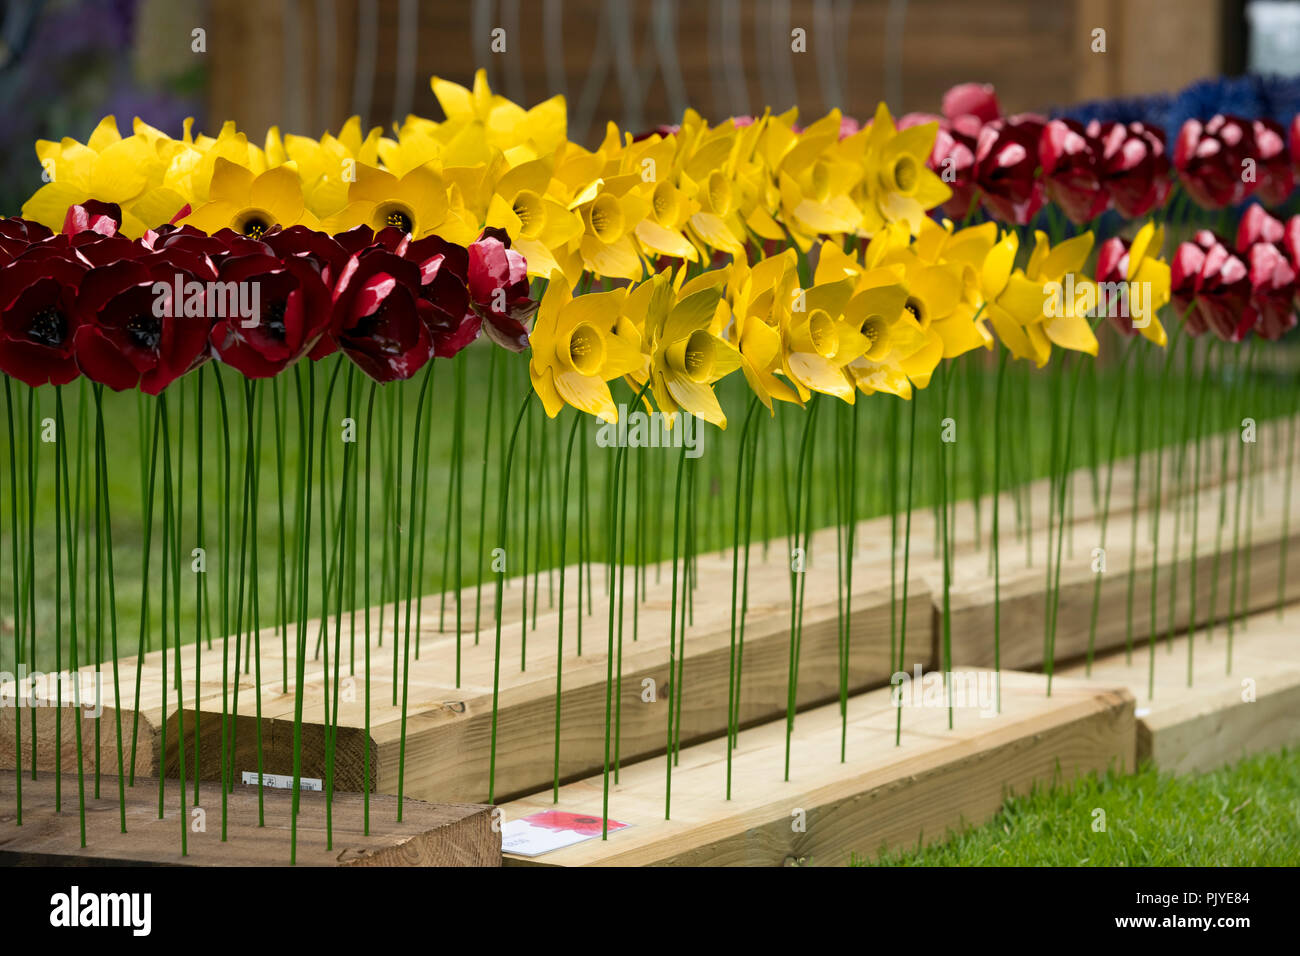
left=938, top=458, right=1300, bottom=673
left=1059, top=606, right=1300, bottom=774
left=0, top=771, right=498, bottom=866
left=499, top=668, right=1134, bottom=866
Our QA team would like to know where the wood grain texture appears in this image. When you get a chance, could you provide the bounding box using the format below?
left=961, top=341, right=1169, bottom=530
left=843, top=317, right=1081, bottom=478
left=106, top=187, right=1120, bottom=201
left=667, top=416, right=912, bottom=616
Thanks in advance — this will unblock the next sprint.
left=501, top=669, right=1134, bottom=866
left=0, top=771, right=498, bottom=867
left=1060, top=606, right=1300, bottom=774
left=205, top=0, right=1222, bottom=146
left=1, top=542, right=931, bottom=804
left=938, top=455, right=1300, bottom=673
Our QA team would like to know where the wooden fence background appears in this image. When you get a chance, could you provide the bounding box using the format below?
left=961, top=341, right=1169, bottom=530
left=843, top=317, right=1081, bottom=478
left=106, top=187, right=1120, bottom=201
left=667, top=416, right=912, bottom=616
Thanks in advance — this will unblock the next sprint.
left=202, top=0, right=1231, bottom=143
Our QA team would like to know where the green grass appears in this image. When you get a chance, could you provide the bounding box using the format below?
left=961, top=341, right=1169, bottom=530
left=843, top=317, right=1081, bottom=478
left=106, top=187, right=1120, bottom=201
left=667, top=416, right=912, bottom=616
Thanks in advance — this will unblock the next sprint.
left=854, top=748, right=1300, bottom=866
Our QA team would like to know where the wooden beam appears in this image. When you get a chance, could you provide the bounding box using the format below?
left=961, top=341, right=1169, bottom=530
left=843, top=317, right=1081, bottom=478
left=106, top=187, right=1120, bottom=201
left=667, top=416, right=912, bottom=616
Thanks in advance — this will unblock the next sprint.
left=1060, top=606, right=1300, bottom=774
left=938, top=451, right=1300, bottom=673
left=501, top=669, right=1134, bottom=866
left=0, top=771, right=498, bottom=866
left=0, top=545, right=931, bottom=805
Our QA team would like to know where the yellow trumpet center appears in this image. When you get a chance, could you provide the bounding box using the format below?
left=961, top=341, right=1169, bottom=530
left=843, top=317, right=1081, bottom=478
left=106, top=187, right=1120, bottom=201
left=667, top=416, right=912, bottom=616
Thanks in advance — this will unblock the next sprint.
left=904, top=295, right=927, bottom=327
left=513, top=189, right=546, bottom=239
left=808, top=309, right=839, bottom=358
left=588, top=194, right=624, bottom=243
left=667, top=329, right=716, bottom=383
left=561, top=322, right=606, bottom=376
left=860, top=315, right=889, bottom=359
left=234, top=208, right=275, bottom=239
left=652, top=181, right=679, bottom=226
left=886, top=154, right=920, bottom=196
left=706, top=171, right=732, bottom=217
left=375, top=201, right=415, bottom=235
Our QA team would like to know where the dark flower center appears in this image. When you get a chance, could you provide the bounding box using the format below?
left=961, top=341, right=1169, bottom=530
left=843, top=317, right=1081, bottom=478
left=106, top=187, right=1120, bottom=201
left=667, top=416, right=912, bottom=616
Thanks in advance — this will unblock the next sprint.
left=28, top=306, right=66, bottom=347
left=243, top=217, right=271, bottom=239
left=386, top=210, right=413, bottom=233
left=264, top=300, right=287, bottom=339
left=126, top=314, right=162, bottom=350
left=346, top=302, right=406, bottom=354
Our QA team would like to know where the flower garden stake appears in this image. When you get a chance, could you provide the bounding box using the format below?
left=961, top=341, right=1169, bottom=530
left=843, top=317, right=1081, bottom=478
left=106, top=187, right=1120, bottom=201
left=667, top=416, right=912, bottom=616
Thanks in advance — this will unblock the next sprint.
left=4, top=377, right=22, bottom=825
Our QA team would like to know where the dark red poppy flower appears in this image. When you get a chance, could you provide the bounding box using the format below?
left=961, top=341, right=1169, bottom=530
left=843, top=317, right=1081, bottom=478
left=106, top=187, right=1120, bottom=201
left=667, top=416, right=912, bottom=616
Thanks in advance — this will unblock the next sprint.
left=936, top=125, right=980, bottom=220
left=0, top=218, right=53, bottom=266
left=399, top=233, right=483, bottom=358
left=62, top=200, right=122, bottom=238
left=263, top=225, right=347, bottom=287
left=942, top=82, right=1001, bottom=138
left=328, top=247, right=434, bottom=382
left=1251, top=118, right=1294, bottom=208
left=333, top=224, right=382, bottom=257
left=1095, top=236, right=1143, bottom=337
left=0, top=253, right=87, bottom=386
left=1174, top=115, right=1258, bottom=210
left=1092, top=120, right=1171, bottom=220
left=1170, top=240, right=1209, bottom=335
left=1192, top=240, right=1256, bottom=342
left=138, top=224, right=228, bottom=278
left=206, top=228, right=275, bottom=261
left=974, top=116, right=1046, bottom=225
left=1235, top=203, right=1285, bottom=253
left=208, top=253, right=332, bottom=378
left=467, top=227, right=535, bottom=352
left=72, top=258, right=211, bottom=394
left=1284, top=215, right=1300, bottom=271
left=1038, top=119, right=1108, bottom=224
left=1245, top=241, right=1297, bottom=341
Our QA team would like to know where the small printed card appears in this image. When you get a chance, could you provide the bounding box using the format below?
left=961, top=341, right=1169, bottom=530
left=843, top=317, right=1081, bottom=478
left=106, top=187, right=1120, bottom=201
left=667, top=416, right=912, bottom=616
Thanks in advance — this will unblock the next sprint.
left=502, top=810, right=630, bottom=857
left=241, top=771, right=323, bottom=791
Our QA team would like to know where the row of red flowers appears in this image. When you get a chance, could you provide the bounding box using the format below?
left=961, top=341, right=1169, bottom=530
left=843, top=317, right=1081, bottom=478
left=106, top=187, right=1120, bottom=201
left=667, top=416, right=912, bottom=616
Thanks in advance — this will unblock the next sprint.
left=907, top=83, right=1298, bottom=225
left=0, top=202, right=536, bottom=392
left=1165, top=204, right=1300, bottom=342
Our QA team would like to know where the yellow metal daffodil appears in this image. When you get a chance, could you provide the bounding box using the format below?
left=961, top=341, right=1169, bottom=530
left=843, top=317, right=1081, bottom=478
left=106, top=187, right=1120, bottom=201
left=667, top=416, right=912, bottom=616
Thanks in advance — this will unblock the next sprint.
left=815, top=235, right=940, bottom=395
left=181, top=157, right=316, bottom=237
left=481, top=155, right=584, bottom=280
left=159, top=120, right=264, bottom=217
left=1112, top=221, right=1171, bottom=347
left=615, top=132, right=701, bottom=264
left=628, top=269, right=742, bottom=428
left=320, top=161, right=449, bottom=238
left=571, top=175, right=652, bottom=282
left=529, top=272, right=644, bottom=423
left=25, top=116, right=164, bottom=235
left=780, top=272, right=864, bottom=403
left=907, top=218, right=997, bottom=358
left=431, top=68, right=567, bottom=158
left=725, top=249, right=803, bottom=411
left=981, top=230, right=1100, bottom=367
left=277, top=116, right=384, bottom=219
left=849, top=103, right=952, bottom=237
left=763, top=110, right=864, bottom=250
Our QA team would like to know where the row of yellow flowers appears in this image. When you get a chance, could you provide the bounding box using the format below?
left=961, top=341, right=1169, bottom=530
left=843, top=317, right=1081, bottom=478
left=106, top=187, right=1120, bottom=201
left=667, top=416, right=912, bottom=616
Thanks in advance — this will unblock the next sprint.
left=24, top=70, right=1172, bottom=426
